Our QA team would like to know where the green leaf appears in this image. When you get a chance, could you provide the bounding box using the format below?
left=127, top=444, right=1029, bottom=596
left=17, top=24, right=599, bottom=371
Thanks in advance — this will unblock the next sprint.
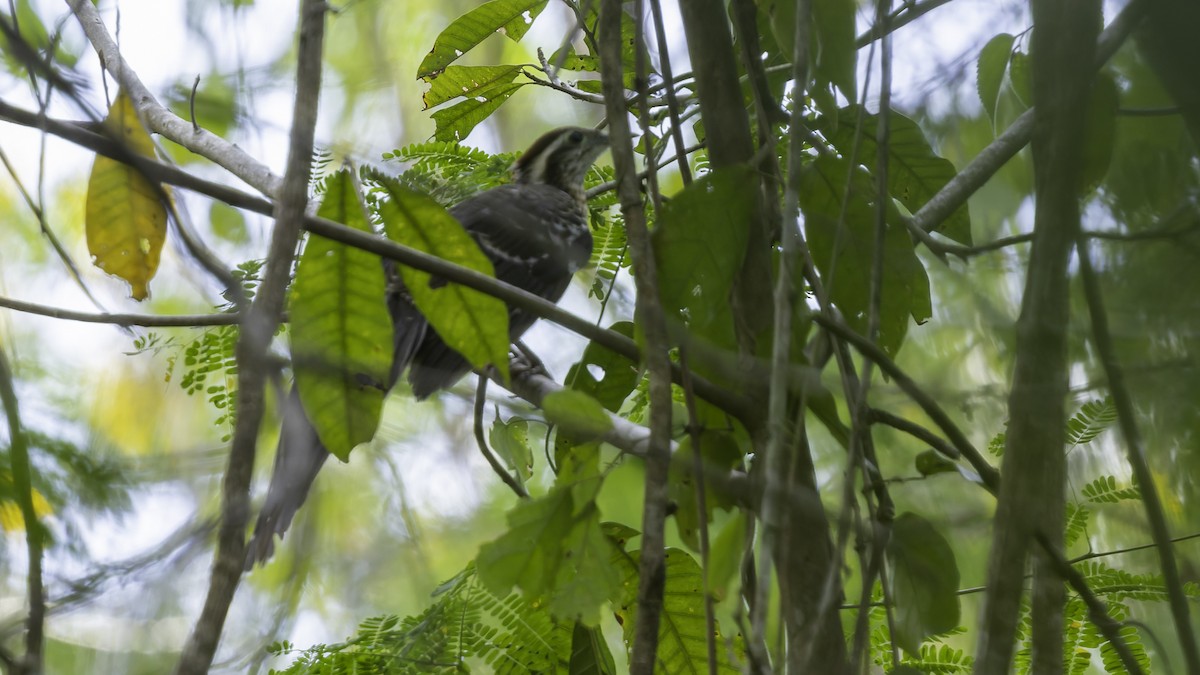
left=670, top=430, right=742, bottom=551
left=290, top=170, right=394, bottom=461
left=430, top=81, right=524, bottom=142
left=208, top=201, right=247, bottom=244
left=416, top=0, right=549, bottom=80
left=812, top=0, right=857, bottom=101
left=707, top=512, right=748, bottom=601
left=888, top=512, right=961, bottom=656
left=569, top=621, right=618, bottom=675
left=819, top=105, right=974, bottom=245
left=1065, top=501, right=1089, bottom=547
left=987, top=431, right=1005, bottom=457
left=1081, top=72, right=1119, bottom=192
left=377, top=181, right=511, bottom=382
left=915, top=450, right=956, bottom=476
left=166, top=72, right=239, bottom=142
left=759, top=0, right=854, bottom=100
left=542, top=389, right=614, bottom=442
left=800, top=154, right=933, bottom=356
left=611, top=548, right=743, bottom=672
left=977, top=33, right=1015, bottom=124
left=654, top=166, right=755, bottom=352
left=1009, top=50, right=1032, bottom=107
left=1066, top=397, right=1116, bottom=446
left=565, top=321, right=639, bottom=412
left=489, top=416, right=532, bottom=479
left=476, top=484, right=620, bottom=625
left=1081, top=475, right=1140, bottom=504
left=421, top=64, right=524, bottom=109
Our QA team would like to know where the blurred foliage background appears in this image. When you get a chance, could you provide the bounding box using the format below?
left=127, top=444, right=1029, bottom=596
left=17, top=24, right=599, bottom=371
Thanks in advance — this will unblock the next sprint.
left=0, top=0, right=1197, bottom=673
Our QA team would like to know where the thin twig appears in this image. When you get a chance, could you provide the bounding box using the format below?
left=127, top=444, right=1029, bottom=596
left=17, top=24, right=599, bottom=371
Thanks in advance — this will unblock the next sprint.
left=473, top=376, right=529, bottom=499
left=0, top=295, right=239, bottom=326
left=868, top=408, right=961, bottom=463
left=756, top=0, right=811, bottom=658
left=66, top=0, right=283, bottom=198
left=0, top=143, right=109, bottom=312
left=812, top=313, right=999, bottom=491
left=1076, top=236, right=1200, bottom=673
left=1035, top=531, right=1147, bottom=675
left=855, top=0, right=957, bottom=48
left=0, top=346, right=45, bottom=673
left=678, top=349, right=718, bottom=675
left=907, top=0, right=1149, bottom=245
left=647, top=0, right=693, bottom=184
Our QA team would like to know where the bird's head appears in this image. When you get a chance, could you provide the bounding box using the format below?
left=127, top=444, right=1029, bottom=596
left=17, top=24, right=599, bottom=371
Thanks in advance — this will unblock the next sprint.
left=511, top=127, right=609, bottom=202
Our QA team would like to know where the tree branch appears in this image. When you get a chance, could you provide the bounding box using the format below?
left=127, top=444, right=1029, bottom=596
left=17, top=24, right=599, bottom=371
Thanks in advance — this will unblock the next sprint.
left=174, top=2, right=326, bottom=673
left=0, top=98, right=756, bottom=428
left=65, top=0, right=283, bottom=198
left=1076, top=237, right=1200, bottom=674
left=907, top=0, right=1149, bottom=247
left=599, top=1, right=675, bottom=669
left=0, top=295, right=238, bottom=327
left=0, top=346, right=45, bottom=673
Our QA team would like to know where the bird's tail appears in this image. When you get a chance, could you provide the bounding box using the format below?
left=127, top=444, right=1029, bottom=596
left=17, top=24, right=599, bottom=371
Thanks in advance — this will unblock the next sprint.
left=245, top=388, right=330, bottom=568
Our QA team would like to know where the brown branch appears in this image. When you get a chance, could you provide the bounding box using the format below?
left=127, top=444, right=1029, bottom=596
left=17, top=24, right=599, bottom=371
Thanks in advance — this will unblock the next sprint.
left=1076, top=237, right=1200, bottom=673
left=679, top=348, right=719, bottom=675
left=0, top=295, right=239, bottom=327
left=976, top=0, right=1101, bottom=669
left=66, top=0, right=283, bottom=198
left=0, top=99, right=756, bottom=428
left=0, top=143, right=108, bottom=312
left=599, top=1, right=675, bottom=670
left=812, top=313, right=999, bottom=490
left=907, top=0, right=1149, bottom=248
left=174, top=2, right=326, bottom=673
left=854, top=0, right=957, bottom=48
left=0, top=348, right=45, bottom=673
left=867, top=408, right=962, bottom=463
left=647, top=0, right=694, bottom=184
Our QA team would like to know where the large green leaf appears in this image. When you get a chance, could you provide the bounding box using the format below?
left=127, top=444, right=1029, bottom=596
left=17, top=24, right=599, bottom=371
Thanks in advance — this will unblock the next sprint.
left=489, top=416, right=533, bottom=480
left=888, top=512, right=961, bottom=656
left=977, top=33, right=1015, bottom=125
left=417, top=0, right=549, bottom=80
left=670, top=430, right=742, bottom=551
left=1081, top=72, right=1119, bottom=192
left=476, top=465, right=620, bottom=625
left=542, top=389, right=614, bottom=443
left=421, top=64, right=524, bottom=109
left=570, top=621, right=618, bottom=675
left=565, top=321, right=639, bottom=412
left=377, top=181, right=510, bottom=382
left=800, top=154, right=933, bottom=356
left=813, top=0, right=857, bottom=101
left=758, top=0, right=855, bottom=101
left=819, top=106, right=974, bottom=245
left=431, top=82, right=524, bottom=142
left=290, top=170, right=394, bottom=461
left=653, top=166, right=755, bottom=353
left=611, top=547, right=743, bottom=672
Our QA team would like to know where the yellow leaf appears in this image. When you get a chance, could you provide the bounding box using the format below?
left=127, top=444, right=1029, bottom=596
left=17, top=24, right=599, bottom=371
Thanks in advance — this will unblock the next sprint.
left=0, top=490, right=53, bottom=532
left=85, top=91, right=168, bottom=301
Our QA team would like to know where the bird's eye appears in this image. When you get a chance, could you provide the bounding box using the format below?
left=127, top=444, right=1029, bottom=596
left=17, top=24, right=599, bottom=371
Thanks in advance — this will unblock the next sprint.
left=569, top=130, right=584, bottom=144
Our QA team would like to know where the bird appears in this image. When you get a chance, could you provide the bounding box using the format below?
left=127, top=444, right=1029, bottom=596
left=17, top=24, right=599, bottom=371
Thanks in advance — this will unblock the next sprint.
left=246, top=127, right=610, bottom=566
